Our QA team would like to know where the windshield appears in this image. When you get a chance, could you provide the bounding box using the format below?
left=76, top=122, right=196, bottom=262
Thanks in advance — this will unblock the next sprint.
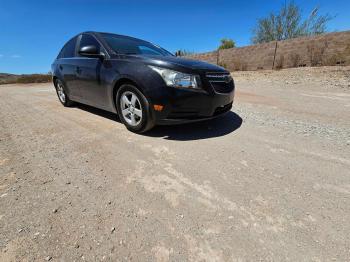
left=101, top=33, right=173, bottom=56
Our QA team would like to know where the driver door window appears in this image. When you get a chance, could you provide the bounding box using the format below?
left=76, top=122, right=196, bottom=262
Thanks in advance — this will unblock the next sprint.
left=76, top=34, right=107, bottom=108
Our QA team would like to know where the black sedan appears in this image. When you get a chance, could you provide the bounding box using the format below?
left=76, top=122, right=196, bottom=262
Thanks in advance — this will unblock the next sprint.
left=51, top=31, right=235, bottom=133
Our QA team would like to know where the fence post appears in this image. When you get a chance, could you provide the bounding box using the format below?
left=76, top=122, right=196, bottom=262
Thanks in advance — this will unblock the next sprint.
left=272, top=41, right=278, bottom=69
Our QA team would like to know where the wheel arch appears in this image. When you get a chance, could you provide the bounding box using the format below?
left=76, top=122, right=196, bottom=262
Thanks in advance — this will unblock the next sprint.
left=52, top=76, right=58, bottom=87
left=112, top=77, right=149, bottom=112
left=112, top=76, right=156, bottom=132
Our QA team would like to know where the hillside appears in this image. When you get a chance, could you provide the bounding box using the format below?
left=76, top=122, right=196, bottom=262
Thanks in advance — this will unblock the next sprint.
left=187, top=31, right=350, bottom=71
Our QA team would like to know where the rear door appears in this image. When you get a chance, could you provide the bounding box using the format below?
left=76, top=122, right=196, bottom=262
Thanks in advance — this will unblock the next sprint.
left=56, top=37, right=81, bottom=99
left=75, top=34, right=108, bottom=108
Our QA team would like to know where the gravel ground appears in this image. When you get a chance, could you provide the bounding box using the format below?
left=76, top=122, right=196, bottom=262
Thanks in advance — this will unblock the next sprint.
left=0, top=66, right=349, bottom=261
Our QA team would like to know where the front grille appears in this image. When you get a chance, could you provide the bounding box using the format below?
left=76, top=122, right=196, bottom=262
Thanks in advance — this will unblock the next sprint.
left=206, top=73, right=234, bottom=93
left=210, top=81, right=234, bottom=93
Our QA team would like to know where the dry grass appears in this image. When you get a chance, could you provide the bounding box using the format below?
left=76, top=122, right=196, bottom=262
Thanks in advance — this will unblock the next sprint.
left=307, top=40, right=329, bottom=66
left=289, top=53, right=301, bottom=67
left=275, top=55, right=285, bottom=70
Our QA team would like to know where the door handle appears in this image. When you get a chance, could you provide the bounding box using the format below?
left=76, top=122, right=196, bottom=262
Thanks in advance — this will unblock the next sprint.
left=76, top=66, right=81, bottom=74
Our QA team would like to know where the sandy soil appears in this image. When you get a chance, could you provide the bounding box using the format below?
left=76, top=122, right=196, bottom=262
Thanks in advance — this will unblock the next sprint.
left=0, top=66, right=349, bottom=261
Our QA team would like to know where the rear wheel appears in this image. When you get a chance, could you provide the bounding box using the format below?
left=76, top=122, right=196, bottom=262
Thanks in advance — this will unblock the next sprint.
left=55, top=79, right=74, bottom=107
left=116, top=84, right=155, bottom=133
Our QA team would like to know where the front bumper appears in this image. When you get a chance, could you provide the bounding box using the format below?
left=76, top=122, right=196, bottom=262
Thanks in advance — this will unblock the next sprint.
left=151, top=87, right=235, bottom=125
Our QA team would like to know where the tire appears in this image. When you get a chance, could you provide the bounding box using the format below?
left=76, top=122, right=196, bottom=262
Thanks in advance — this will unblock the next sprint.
left=116, top=84, right=155, bottom=133
left=55, top=79, right=74, bottom=107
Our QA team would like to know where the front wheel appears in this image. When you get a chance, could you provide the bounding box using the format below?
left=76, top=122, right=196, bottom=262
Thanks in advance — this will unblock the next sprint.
left=116, top=84, right=155, bottom=133
left=55, top=79, right=74, bottom=107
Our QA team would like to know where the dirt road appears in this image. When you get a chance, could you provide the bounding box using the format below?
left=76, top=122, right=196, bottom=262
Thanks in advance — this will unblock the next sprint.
left=1, top=67, right=349, bottom=261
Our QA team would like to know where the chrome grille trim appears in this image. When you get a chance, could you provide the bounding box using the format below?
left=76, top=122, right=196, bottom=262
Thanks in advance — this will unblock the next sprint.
left=205, top=73, right=232, bottom=83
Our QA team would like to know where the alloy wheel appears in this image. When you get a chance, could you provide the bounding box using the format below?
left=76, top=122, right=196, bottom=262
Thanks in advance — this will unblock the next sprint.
left=120, top=91, right=143, bottom=126
left=57, top=82, right=66, bottom=103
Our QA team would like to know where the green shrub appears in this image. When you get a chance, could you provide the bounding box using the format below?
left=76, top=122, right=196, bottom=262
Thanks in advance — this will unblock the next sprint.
left=218, top=39, right=235, bottom=50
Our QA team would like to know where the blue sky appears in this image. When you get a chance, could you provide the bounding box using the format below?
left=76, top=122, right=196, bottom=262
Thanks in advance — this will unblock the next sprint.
left=0, top=0, right=349, bottom=74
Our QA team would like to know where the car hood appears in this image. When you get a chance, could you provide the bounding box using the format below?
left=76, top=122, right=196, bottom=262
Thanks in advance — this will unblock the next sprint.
left=114, top=54, right=227, bottom=72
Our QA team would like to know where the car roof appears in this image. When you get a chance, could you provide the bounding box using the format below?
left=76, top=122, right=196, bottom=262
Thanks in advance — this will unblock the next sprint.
left=82, top=31, right=146, bottom=42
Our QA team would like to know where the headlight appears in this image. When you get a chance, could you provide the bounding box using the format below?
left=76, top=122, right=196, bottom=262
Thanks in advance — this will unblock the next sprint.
left=149, top=65, right=201, bottom=89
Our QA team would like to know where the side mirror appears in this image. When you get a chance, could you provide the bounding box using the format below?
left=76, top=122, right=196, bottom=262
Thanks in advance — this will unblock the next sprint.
left=79, top=45, right=104, bottom=59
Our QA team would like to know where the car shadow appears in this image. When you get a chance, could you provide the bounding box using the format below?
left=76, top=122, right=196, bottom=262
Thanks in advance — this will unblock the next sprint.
left=75, top=103, right=119, bottom=122
left=145, top=111, right=243, bottom=141
left=75, top=103, right=242, bottom=141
